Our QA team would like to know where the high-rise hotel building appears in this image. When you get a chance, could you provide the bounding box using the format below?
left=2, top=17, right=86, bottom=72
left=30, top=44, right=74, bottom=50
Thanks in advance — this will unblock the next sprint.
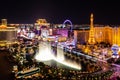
left=74, top=14, right=120, bottom=46
left=0, top=19, right=17, bottom=46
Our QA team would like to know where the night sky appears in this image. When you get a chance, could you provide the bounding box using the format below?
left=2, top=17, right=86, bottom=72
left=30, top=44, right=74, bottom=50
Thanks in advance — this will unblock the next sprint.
left=0, top=0, right=120, bottom=25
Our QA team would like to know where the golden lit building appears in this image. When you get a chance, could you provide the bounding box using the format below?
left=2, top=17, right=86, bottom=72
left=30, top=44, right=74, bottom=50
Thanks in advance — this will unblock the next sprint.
left=0, top=19, right=17, bottom=46
left=35, top=19, right=50, bottom=29
left=74, top=14, right=120, bottom=46
left=94, top=26, right=120, bottom=46
left=94, top=25, right=113, bottom=44
left=1, top=19, right=7, bottom=26
left=74, top=30, right=89, bottom=44
left=112, top=27, right=120, bottom=45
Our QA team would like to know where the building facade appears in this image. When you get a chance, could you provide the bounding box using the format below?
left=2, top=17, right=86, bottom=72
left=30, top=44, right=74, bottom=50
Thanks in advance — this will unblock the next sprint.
left=73, top=14, right=120, bottom=46
left=74, top=25, right=120, bottom=46
left=0, top=19, right=17, bottom=46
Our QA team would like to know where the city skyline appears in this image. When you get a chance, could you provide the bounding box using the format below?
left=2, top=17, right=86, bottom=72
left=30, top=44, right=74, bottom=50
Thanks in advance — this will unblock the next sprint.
left=0, top=0, right=120, bottom=25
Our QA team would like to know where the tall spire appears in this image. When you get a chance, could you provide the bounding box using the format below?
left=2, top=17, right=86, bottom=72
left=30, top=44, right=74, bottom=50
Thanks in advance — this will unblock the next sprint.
left=90, top=13, right=93, bottom=29
left=88, top=13, right=95, bottom=44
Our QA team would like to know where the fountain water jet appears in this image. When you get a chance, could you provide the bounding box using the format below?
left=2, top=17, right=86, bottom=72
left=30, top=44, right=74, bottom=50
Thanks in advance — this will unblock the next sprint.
left=34, top=41, right=81, bottom=70
left=34, top=41, right=54, bottom=61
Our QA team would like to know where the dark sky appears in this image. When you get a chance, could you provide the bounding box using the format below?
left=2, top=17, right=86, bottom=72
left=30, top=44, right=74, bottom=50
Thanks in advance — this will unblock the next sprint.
left=0, top=0, right=120, bottom=25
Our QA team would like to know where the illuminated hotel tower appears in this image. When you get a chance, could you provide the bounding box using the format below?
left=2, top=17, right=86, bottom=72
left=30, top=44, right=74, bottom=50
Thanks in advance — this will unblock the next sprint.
left=88, top=13, right=95, bottom=44
left=1, top=19, right=7, bottom=26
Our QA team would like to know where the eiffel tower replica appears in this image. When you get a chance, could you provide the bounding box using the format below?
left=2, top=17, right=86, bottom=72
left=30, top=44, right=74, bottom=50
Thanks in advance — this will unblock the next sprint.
left=88, top=13, right=96, bottom=45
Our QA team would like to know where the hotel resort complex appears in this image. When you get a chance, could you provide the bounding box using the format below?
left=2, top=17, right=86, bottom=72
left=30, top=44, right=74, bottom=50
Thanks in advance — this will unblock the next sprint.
left=0, top=14, right=120, bottom=80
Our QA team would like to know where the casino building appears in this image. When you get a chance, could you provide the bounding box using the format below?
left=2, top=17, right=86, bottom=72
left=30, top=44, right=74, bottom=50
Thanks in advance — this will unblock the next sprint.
left=74, top=14, right=120, bottom=46
left=0, top=19, right=17, bottom=46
